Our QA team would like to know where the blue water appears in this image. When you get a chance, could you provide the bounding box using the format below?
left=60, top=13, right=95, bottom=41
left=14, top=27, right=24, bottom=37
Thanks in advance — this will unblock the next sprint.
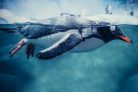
left=0, top=24, right=138, bottom=92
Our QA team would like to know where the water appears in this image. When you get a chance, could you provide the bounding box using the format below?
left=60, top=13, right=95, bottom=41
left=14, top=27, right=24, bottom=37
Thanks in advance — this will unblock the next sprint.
left=0, top=25, right=138, bottom=92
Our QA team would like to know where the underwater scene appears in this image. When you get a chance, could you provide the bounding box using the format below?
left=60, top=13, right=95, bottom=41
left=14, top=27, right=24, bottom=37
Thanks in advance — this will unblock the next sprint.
left=0, top=0, right=138, bottom=92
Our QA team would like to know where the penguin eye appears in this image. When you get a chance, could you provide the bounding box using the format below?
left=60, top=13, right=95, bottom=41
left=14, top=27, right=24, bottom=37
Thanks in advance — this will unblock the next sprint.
left=112, top=30, right=117, bottom=34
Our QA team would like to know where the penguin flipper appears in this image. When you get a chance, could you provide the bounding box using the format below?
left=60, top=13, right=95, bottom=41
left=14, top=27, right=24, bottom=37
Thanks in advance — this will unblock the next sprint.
left=36, top=31, right=83, bottom=59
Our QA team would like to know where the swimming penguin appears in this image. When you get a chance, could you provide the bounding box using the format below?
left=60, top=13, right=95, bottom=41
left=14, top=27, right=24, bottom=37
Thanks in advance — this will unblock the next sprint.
left=0, top=16, right=132, bottom=59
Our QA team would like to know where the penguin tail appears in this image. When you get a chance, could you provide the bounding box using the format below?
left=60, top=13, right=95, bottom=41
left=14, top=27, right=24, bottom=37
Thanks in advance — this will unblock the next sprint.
left=0, top=24, right=19, bottom=33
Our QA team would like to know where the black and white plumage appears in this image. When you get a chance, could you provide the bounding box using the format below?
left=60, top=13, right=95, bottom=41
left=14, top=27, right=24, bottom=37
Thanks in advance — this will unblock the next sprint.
left=0, top=14, right=136, bottom=59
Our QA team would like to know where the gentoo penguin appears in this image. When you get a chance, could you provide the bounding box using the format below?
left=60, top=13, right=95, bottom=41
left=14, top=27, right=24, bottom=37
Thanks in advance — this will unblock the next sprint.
left=0, top=16, right=132, bottom=59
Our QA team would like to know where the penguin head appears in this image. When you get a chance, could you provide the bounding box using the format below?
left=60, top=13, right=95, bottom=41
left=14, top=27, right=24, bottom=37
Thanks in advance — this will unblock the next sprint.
left=110, top=26, right=133, bottom=44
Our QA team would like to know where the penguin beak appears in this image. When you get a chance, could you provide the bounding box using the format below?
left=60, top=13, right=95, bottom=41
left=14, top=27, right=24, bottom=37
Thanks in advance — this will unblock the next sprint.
left=119, top=36, right=133, bottom=44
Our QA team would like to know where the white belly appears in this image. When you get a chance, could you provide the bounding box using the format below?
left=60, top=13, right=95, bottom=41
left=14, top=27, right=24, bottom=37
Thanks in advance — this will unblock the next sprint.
left=71, top=37, right=105, bottom=52
left=28, top=32, right=105, bottom=53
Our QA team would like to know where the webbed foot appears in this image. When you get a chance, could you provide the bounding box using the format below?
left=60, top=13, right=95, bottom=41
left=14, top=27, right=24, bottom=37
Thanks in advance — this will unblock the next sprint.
left=26, top=43, right=35, bottom=59
left=9, top=38, right=27, bottom=57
